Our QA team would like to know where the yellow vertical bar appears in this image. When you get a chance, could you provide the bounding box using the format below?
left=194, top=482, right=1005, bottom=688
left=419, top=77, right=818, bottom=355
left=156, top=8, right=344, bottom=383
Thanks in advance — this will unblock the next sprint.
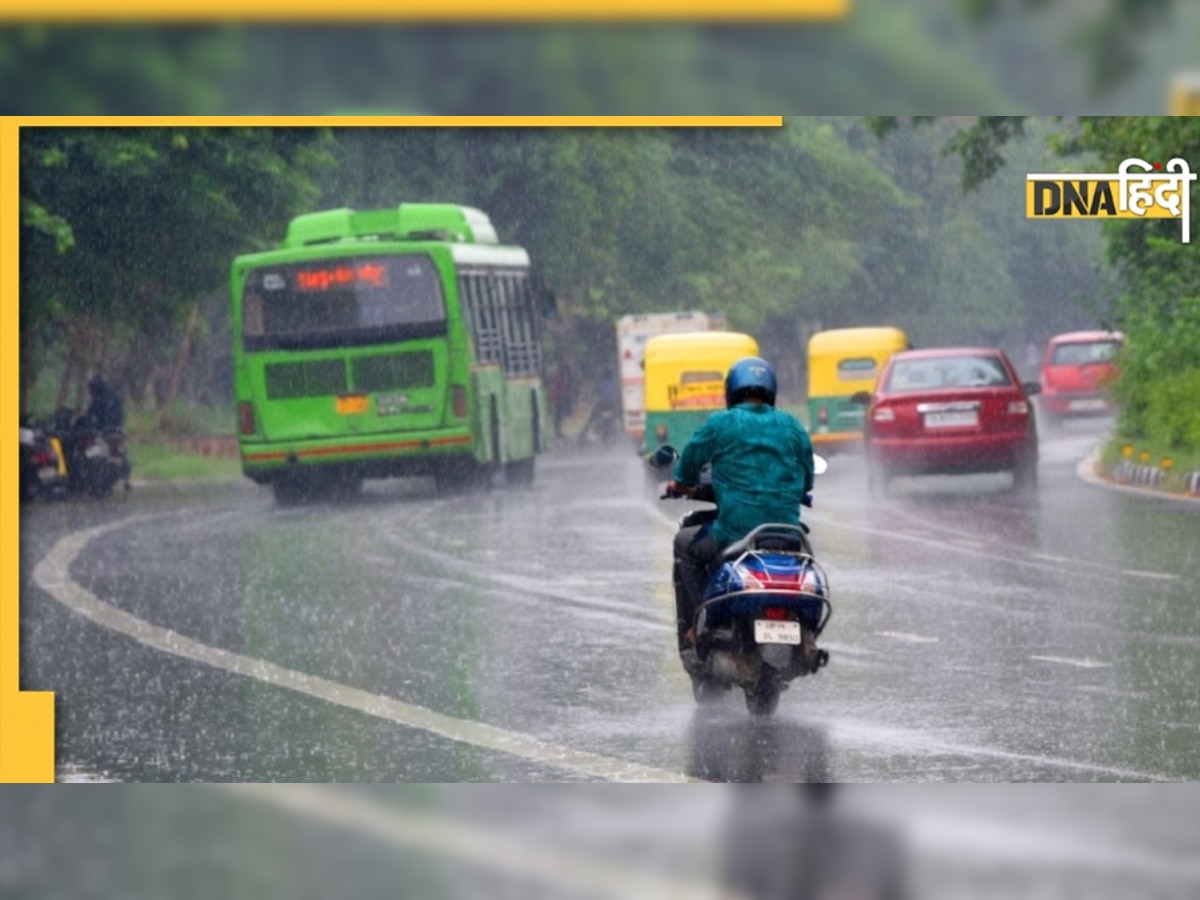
left=0, top=118, right=56, bottom=782
left=1168, top=73, right=1200, bottom=115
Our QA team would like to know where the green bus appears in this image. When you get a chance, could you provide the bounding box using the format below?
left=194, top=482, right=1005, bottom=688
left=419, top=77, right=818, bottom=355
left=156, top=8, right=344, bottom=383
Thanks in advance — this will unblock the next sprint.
left=231, top=203, right=552, bottom=502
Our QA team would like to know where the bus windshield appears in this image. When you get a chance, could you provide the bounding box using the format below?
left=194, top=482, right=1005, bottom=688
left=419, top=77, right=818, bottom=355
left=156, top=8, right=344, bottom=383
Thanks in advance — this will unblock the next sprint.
left=242, top=254, right=445, bottom=351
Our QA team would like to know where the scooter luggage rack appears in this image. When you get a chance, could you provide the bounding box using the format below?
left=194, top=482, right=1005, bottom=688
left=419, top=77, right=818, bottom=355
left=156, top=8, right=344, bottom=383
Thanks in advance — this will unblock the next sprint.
left=703, top=547, right=833, bottom=637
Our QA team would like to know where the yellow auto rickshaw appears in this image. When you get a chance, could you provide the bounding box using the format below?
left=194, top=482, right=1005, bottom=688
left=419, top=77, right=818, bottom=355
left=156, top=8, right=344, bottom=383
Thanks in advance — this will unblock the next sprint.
left=642, top=331, right=760, bottom=458
left=806, top=326, right=909, bottom=452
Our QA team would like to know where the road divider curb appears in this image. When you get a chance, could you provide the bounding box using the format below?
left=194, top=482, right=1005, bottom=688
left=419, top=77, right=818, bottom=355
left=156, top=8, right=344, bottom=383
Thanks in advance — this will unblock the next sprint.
left=1078, top=448, right=1200, bottom=505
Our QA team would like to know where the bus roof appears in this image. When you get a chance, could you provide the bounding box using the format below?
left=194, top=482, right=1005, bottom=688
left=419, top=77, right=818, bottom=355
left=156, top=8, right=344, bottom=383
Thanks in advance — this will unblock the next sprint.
left=449, top=244, right=531, bottom=267
left=643, top=331, right=759, bottom=365
left=807, top=327, right=909, bottom=355
left=284, top=204, right=499, bottom=249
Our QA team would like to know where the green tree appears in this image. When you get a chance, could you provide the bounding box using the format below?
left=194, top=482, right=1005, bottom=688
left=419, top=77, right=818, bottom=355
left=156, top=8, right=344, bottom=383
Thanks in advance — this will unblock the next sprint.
left=19, top=127, right=334, bottom=413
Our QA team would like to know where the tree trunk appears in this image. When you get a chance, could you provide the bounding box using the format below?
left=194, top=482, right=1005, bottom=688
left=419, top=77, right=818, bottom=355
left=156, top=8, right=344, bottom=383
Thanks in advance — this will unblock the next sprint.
left=55, top=320, right=90, bottom=413
left=160, top=300, right=200, bottom=427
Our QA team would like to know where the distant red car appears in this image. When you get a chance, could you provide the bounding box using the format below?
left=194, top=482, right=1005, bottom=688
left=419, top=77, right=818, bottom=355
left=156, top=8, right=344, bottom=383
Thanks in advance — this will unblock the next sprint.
left=1039, top=330, right=1124, bottom=425
left=859, top=347, right=1040, bottom=495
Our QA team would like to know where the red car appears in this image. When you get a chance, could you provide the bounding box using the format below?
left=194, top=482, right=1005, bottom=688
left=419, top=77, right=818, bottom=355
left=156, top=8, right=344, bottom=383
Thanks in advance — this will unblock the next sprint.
left=858, top=347, right=1040, bottom=495
left=1039, top=330, right=1124, bottom=426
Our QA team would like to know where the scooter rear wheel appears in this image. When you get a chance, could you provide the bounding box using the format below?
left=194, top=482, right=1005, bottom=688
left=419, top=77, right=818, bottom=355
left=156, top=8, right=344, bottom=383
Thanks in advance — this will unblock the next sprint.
left=691, top=674, right=725, bottom=704
left=744, top=672, right=781, bottom=716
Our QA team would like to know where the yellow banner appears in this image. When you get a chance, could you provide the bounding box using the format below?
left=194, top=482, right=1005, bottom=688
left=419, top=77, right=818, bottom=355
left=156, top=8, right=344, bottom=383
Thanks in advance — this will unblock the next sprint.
left=0, top=0, right=850, bottom=20
left=14, top=116, right=783, bottom=128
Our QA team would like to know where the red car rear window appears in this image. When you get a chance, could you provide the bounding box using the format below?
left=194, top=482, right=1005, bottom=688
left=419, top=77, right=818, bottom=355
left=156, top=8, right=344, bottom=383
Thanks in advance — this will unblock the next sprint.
left=1048, top=340, right=1121, bottom=366
left=884, top=355, right=1012, bottom=392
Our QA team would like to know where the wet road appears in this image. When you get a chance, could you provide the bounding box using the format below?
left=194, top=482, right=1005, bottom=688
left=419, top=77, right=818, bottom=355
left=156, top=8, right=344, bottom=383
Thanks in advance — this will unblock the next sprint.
left=17, top=416, right=1200, bottom=784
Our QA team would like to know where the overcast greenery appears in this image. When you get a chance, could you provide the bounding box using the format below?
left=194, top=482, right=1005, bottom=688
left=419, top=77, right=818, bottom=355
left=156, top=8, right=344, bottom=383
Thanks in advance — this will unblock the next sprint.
left=20, top=119, right=1118, bottom=418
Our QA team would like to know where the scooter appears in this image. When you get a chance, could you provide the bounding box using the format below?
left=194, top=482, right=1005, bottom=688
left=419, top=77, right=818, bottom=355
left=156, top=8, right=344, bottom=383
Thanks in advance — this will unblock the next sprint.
left=20, top=410, right=132, bottom=501
left=18, top=417, right=70, bottom=501
left=649, top=446, right=832, bottom=716
left=68, top=424, right=133, bottom=498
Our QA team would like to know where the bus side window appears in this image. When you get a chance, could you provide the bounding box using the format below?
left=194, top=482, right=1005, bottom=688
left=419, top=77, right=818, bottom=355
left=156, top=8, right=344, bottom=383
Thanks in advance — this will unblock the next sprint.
left=470, top=273, right=502, bottom=365
left=516, top=277, right=541, bottom=375
left=244, top=291, right=264, bottom=337
left=505, top=274, right=536, bottom=377
left=494, top=275, right=516, bottom=375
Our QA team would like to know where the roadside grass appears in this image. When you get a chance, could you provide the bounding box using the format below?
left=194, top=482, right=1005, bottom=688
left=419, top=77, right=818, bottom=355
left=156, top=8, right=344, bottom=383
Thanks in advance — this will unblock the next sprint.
left=125, top=403, right=243, bottom=484
left=126, top=440, right=243, bottom=483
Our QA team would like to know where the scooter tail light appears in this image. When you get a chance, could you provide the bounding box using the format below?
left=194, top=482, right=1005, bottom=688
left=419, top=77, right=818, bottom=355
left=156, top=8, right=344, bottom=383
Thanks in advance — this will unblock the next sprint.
left=238, top=402, right=256, bottom=436
left=763, top=606, right=789, bottom=620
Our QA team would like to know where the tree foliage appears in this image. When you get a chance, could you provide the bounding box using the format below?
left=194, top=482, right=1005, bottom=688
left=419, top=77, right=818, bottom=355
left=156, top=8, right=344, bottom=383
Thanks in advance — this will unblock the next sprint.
left=20, top=120, right=1117, bottom=419
left=19, top=127, right=334, bottom=409
left=874, top=115, right=1200, bottom=452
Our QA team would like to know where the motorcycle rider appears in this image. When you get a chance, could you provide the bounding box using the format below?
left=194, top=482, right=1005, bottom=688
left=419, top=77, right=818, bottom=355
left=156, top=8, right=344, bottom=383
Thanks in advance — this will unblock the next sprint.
left=78, top=373, right=125, bottom=431
left=666, top=356, right=816, bottom=672
left=65, top=374, right=125, bottom=492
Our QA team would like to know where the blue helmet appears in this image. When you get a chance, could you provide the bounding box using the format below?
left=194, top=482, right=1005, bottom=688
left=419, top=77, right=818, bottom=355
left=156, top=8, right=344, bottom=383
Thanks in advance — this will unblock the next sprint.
left=725, top=357, right=777, bottom=408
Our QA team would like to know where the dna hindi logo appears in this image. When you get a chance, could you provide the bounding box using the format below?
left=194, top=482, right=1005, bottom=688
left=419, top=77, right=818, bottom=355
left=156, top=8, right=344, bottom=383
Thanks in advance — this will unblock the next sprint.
left=1026, top=157, right=1198, bottom=243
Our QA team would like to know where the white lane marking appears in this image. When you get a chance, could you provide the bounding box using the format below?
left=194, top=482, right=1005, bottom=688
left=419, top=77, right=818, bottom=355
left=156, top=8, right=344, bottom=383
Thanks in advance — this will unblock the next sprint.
left=904, top=809, right=1200, bottom=882
left=1031, top=553, right=1073, bottom=564
left=830, top=719, right=1174, bottom=781
left=949, top=538, right=986, bottom=549
left=805, top=511, right=1182, bottom=587
left=1029, top=655, right=1112, bottom=669
left=1122, top=569, right=1181, bottom=581
left=215, top=785, right=730, bottom=900
left=32, top=517, right=697, bottom=783
left=875, top=631, right=940, bottom=644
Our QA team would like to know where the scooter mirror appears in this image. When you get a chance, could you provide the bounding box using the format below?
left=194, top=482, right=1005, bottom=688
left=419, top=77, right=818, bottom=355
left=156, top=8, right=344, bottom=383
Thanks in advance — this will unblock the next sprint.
left=813, top=454, right=829, bottom=476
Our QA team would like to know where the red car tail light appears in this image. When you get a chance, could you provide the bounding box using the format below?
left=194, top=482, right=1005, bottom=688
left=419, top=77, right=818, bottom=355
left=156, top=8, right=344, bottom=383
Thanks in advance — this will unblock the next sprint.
left=1007, top=400, right=1030, bottom=415
left=872, top=406, right=895, bottom=423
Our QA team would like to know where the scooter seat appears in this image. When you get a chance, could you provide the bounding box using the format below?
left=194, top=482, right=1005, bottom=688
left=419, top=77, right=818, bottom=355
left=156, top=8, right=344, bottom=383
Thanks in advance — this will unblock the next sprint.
left=720, top=523, right=810, bottom=561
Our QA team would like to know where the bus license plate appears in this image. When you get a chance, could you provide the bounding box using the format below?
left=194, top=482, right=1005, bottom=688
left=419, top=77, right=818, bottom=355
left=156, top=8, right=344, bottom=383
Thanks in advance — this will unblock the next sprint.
left=336, top=394, right=369, bottom=415
left=755, top=619, right=801, bottom=645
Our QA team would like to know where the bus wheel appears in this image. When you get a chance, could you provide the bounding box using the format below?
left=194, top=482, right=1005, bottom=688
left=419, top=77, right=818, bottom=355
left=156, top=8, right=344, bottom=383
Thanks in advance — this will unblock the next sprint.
left=487, top=399, right=504, bottom=489
left=328, top=472, right=363, bottom=499
left=434, top=457, right=486, bottom=494
left=271, top=476, right=310, bottom=506
left=506, top=457, right=535, bottom=485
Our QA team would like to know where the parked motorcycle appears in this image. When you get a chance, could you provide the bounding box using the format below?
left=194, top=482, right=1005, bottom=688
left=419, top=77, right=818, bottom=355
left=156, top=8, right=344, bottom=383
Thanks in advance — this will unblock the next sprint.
left=18, top=416, right=70, bottom=501
left=649, top=446, right=832, bottom=716
left=19, top=410, right=132, bottom=501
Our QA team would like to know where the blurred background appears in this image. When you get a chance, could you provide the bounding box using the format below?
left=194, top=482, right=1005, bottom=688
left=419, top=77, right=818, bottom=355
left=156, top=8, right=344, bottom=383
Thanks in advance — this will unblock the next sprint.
left=6, top=785, right=1200, bottom=899
left=9, top=3, right=1200, bottom=899
left=1, top=0, right=1199, bottom=115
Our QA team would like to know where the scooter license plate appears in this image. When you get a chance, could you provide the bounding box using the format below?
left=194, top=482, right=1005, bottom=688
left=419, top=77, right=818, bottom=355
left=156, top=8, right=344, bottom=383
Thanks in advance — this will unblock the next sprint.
left=755, top=619, right=801, bottom=645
